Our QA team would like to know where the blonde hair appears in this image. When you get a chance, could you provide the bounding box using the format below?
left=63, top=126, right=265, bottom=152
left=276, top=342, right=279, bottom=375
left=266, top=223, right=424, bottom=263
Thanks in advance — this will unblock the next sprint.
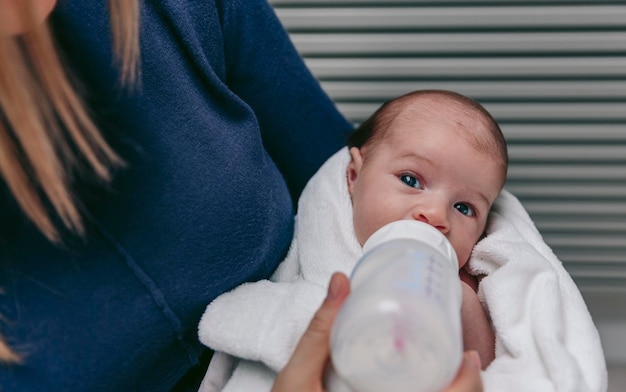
left=0, top=0, right=140, bottom=363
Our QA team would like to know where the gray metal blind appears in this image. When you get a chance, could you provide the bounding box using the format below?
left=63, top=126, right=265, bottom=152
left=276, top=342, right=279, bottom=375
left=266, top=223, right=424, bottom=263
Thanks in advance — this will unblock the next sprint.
left=269, top=1, right=626, bottom=300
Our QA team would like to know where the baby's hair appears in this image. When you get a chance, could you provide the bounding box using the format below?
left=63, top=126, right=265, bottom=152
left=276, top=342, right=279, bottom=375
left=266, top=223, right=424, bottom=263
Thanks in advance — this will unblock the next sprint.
left=347, top=89, right=508, bottom=174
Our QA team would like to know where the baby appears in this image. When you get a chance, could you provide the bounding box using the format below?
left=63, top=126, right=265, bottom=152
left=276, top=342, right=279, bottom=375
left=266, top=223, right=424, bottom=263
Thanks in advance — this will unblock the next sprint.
left=345, top=89, right=507, bottom=365
left=199, top=89, right=508, bottom=391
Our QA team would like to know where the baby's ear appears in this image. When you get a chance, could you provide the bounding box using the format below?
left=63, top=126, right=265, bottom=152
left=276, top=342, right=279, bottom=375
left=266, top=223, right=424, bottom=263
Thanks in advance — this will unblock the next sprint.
left=346, top=147, right=363, bottom=195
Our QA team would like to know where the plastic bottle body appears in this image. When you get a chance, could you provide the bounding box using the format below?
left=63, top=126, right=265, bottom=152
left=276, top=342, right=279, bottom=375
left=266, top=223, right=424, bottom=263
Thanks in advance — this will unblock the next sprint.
left=330, top=221, right=463, bottom=392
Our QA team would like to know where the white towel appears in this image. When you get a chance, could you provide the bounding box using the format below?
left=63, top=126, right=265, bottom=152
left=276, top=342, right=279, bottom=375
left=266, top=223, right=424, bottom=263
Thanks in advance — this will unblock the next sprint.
left=198, top=148, right=360, bottom=392
left=470, top=190, right=607, bottom=391
left=198, top=147, right=607, bottom=392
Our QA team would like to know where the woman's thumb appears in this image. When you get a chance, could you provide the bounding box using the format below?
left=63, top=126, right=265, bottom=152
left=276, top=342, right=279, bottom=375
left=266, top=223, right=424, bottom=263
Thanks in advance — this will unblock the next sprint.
left=273, top=272, right=351, bottom=390
left=292, top=272, right=350, bottom=367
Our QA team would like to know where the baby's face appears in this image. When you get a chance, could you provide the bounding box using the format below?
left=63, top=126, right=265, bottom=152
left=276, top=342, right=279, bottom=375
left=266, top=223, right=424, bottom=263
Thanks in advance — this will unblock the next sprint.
left=347, top=106, right=505, bottom=268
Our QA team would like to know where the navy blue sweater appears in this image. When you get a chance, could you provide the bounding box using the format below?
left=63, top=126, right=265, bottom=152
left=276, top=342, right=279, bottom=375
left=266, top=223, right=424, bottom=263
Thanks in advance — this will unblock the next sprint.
left=0, top=0, right=351, bottom=390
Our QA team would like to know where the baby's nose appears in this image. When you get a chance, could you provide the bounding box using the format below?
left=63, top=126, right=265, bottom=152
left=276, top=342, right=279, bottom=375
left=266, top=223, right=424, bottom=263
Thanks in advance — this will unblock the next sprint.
left=412, top=202, right=450, bottom=234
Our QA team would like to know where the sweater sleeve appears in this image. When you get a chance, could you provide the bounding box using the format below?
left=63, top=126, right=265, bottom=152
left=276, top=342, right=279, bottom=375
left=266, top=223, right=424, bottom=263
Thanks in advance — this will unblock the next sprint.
left=218, top=0, right=353, bottom=201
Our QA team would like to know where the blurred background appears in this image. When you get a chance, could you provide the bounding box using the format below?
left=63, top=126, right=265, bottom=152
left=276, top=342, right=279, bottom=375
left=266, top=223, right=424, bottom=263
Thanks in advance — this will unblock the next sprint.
left=268, top=0, right=626, bottom=389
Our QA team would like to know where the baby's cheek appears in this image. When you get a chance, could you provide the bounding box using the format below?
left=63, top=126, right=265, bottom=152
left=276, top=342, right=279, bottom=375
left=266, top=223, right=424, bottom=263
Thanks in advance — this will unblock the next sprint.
left=352, top=216, right=371, bottom=247
left=454, top=246, right=472, bottom=270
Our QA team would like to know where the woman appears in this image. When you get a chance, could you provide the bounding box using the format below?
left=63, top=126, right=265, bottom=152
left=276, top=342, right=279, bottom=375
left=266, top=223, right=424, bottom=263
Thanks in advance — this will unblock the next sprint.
left=1, top=0, right=349, bottom=389
left=0, top=0, right=482, bottom=390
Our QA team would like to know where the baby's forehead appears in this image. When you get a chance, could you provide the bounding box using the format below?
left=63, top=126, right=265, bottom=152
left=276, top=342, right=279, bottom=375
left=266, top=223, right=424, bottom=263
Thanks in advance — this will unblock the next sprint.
left=386, top=98, right=506, bottom=167
left=394, top=98, right=493, bottom=142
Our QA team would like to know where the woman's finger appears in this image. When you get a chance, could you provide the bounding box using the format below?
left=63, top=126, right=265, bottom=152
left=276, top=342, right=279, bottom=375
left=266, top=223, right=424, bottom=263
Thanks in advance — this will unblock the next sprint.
left=272, top=272, right=351, bottom=392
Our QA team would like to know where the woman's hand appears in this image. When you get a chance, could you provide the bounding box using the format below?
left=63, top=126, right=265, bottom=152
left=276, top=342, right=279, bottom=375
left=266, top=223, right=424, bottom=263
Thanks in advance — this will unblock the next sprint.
left=272, top=272, right=351, bottom=392
left=273, top=272, right=484, bottom=392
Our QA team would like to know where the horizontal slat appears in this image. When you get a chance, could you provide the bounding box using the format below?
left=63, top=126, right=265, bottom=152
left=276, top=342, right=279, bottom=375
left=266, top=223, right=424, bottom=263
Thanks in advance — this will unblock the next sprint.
left=292, top=32, right=626, bottom=55
left=568, top=274, right=626, bottom=290
left=522, top=201, right=626, bottom=215
left=331, top=124, right=626, bottom=142
left=506, top=183, right=626, bottom=198
left=275, top=6, right=626, bottom=30
left=336, top=102, right=626, bottom=122
left=572, top=278, right=626, bottom=291
left=484, top=103, right=626, bottom=121
left=507, top=145, right=626, bottom=162
left=568, top=266, right=626, bottom=277
left=543, top=234, right=626, bottom=248
left=321, top=80, right=626, bottom=100
left=534, top=219, right=626, bottom=232
left=502, top=125, right=626, bottom=142
left=507, top=164, right=626, bottom=181
left=272, top=0, right=626, bottom=5
left=563, top=268, right=626, bottom=290
left=555, top=250, right=626, bottom=265
left=305, top=57, right=626, bottom=78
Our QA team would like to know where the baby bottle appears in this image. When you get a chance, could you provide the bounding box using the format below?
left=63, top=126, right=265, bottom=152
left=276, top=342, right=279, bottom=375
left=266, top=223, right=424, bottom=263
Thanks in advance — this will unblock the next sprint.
left=329, top=220, right=463, bottom=392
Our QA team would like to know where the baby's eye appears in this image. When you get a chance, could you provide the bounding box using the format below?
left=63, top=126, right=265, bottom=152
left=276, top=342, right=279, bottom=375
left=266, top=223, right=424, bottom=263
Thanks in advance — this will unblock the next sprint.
left=454, top=202, right=475, bottom=217
left=400, top=174, right=423, bottom=189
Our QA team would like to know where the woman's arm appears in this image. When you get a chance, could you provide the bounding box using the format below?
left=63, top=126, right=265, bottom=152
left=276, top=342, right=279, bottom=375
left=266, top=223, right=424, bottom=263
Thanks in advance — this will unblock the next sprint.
left=219, top=0, right=353, bottom=199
